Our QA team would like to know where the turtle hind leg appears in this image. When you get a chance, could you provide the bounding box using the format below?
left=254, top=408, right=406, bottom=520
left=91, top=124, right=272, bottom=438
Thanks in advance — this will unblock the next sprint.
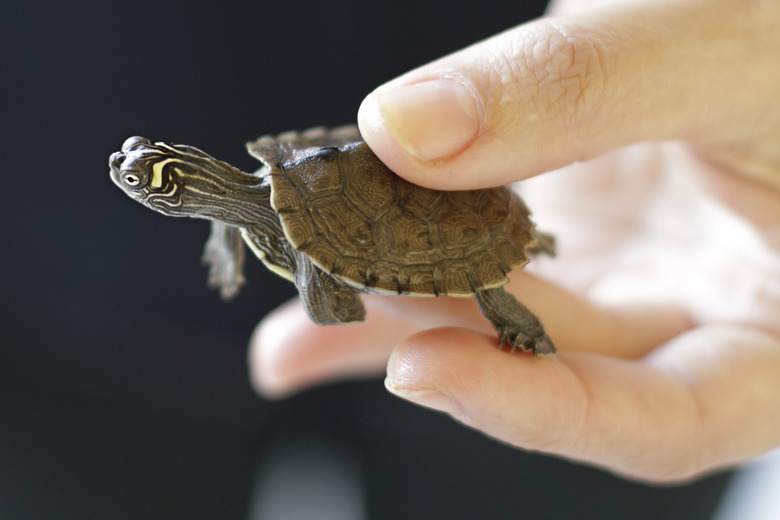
left=475, top=287, right=555, bottom=355
left=294, top=253, right=366, bottom=325
left=202, top=221, right=245, bottom=300
left=530, top=230, right=556, bottom=258
left=304, top=280, right=366, bottom=325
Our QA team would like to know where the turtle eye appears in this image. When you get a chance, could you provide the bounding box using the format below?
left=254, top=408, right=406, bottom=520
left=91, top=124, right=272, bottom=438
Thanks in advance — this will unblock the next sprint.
left=122, top=172, right=142, bottom=187
left=119, top=167, right=147, bottom=189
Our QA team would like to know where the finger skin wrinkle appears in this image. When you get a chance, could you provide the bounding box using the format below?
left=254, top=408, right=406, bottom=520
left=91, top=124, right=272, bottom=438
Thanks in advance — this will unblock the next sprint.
left=680, top=387, right=709, bottom=479
left=499, top=354, right=593, bottom=455
left=645, top=325, right=780, bottom=480
left=557, top=353, right=707, bottom=483
left=541, top=357, right=594, bottom=454
left=510, top=20, right=609, bottom=135
left=640, top=377, right=707, bottom=482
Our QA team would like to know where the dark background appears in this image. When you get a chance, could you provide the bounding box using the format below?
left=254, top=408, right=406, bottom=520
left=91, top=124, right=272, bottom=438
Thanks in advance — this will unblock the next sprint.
left=2, top=1, right=731, bottom=518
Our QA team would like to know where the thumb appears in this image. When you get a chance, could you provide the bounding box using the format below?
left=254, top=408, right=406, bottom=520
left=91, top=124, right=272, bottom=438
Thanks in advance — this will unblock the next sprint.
left=358, top=2, right=779, bottom=190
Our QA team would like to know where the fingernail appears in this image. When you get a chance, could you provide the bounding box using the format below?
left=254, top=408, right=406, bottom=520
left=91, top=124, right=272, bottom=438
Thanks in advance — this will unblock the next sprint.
left=384, top=379, right=464, bottom=417
left=374, top=79, right=480, bottom=161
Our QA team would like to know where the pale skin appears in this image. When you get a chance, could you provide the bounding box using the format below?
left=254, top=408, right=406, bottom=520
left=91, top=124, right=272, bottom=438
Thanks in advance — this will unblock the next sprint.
left=248, top=0, right=780, bottom=482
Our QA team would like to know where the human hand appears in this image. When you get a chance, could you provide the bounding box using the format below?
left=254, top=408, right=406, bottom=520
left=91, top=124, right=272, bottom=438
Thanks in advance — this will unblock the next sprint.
left=249, top=0, right=780, bottom=482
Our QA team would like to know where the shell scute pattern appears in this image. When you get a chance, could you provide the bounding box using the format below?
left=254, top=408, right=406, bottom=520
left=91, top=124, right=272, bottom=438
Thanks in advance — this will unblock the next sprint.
left=431, top=199, right=483, bottom=253
left=366, top=260, right=404, bottom=291
left=252, top=129, right=538, bottom=297
left=331, top=256, right=369, bottom=286
left=434, top=259, right=473, bottom=296
left=396, top=181, right=445, bottom=220
left=406, top=264, right=436, bottom=295
left=308, top=197, right=375, bottom=253
left=382, top=206, right=436, bottom=259
left=466, top=250, right=509, bottom=288
left=267, top=174, right=303, bottom=214
left=279, top=214, right=316, bottom=250
left=340, top=145, right=397, bottom=218
left=298, top=150, right=343, bottom=194
left=299, top=240, right=340, bottom=272
left=476, top=189, right=511, bottom=226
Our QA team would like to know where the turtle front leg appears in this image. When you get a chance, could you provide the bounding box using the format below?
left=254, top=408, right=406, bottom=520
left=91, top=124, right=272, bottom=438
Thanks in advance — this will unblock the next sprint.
left=202, top=221, right=245, bottom=300
left=294, top=253, right=366, bottom=325
left=475, top=287, right=555, bottom=355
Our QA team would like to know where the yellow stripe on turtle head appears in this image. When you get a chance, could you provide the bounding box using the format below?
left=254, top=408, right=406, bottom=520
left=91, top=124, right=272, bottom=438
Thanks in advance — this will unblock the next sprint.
left=151, top=158, right=179, bottom=189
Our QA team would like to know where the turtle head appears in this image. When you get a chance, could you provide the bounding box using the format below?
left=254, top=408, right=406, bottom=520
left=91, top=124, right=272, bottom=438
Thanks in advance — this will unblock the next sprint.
left=110, top=137, right=269, bottom=224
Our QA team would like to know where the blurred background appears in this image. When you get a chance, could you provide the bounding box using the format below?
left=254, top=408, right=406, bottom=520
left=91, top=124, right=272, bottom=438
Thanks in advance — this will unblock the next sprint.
left=1, top=0, right=741, bottom=518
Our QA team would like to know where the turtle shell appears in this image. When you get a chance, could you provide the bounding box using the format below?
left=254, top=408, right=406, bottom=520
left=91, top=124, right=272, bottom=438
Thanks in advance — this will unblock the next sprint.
left=247, top=126, right=539, bottom=297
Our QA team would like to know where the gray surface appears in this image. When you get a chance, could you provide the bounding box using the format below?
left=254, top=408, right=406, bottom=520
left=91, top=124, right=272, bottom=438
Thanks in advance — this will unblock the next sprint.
left=712, top=450, right=780, bottom=520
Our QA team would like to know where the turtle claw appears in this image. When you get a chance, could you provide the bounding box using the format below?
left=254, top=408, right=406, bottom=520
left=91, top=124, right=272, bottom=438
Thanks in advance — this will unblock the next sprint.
left=475, top=288, right=556, bottom=357
left=498, top=328, right=515, bottom=347
left=497, top=326, right=556, bottom=356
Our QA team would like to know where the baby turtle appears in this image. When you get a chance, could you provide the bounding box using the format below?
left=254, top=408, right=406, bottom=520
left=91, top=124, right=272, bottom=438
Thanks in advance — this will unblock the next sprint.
left=109, top=126, right=555, bottom=354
